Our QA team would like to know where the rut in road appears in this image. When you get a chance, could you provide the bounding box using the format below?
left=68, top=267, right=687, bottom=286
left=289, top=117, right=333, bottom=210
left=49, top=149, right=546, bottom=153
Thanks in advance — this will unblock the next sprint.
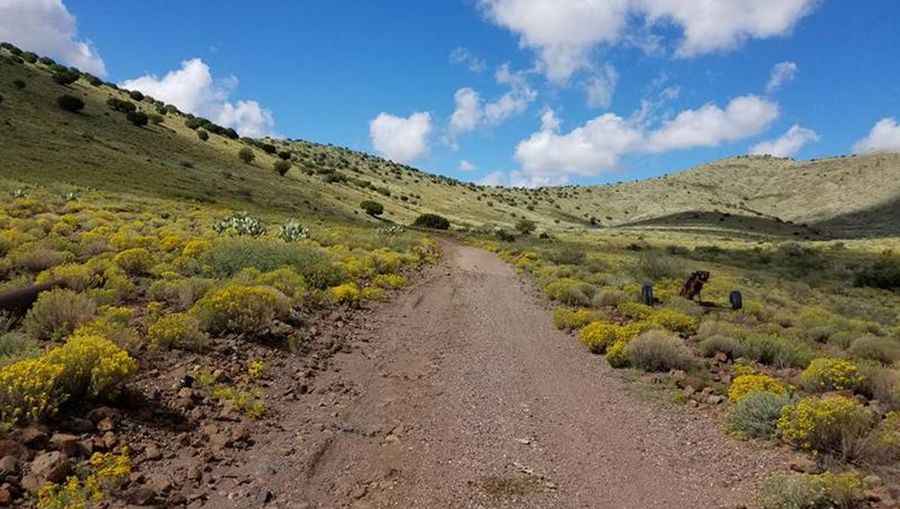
left=204, top=241, right=787, bottom=509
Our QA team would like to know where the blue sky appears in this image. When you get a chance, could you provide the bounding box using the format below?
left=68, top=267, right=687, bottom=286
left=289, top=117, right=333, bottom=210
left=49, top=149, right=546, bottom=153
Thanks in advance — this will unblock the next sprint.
left=2, top=1, right=900, bottom=187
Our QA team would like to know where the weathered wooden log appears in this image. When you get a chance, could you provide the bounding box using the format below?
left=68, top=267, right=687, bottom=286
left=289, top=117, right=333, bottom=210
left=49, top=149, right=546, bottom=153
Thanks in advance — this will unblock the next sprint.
left=0, top=281, right=63, bottom=317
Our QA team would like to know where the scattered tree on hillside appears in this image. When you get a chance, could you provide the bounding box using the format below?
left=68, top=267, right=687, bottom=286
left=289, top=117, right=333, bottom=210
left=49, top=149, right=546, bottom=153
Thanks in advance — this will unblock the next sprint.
left=273, top=160, right=291, bottom=176
left=197, top=130, right=209, bottom=141
left=126, top=111, right=149, bottom=127
left=56, top=94, right=85, bottom=113
left=515, top=219, right=537, bottom=235
left=12, top=79, right=25, bottom=90
left=128, top=90, right=145, bottom=101
left=360, top=200, right=384, bottom=217
left=413, top=213, right=450, bottom=230
left=238, top=147, right=255, bottom=164
left=52, top=70, right=80, bottom=86
left=278, top=150, right=291, bottom=160
left=107, top=98, right=136, bottom=113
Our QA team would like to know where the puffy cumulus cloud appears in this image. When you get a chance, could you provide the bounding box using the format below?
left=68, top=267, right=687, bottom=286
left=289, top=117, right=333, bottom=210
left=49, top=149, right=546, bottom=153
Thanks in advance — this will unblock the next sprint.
left=585, top=64, right=618, bottom=109
left=478, top=0, right=818, bottom=83
left=646, top=95, right=778, bottom=152
left=511, top=94, right=779, bottom=185
left=853, top=118, right=900, bottom=155
left=766, top=61, right=798, bottom=94
left=369, top=112, right=433, bottom=163
left=750, top=124, right=818, bottom=157
left=447, top=65, right=536, bottom=141
left=449, top=47, right=487, bottom=72
left=458, top=160, right=477, bottom=171
left=120, top=58, right=275, bottom=137
left=0, top=0, right=106, bottom=76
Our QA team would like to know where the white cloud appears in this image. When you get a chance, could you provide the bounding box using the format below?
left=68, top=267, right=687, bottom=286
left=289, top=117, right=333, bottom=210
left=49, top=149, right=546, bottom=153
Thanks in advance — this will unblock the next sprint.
left=478, top=0, right=818, bottom=83
left=479, top=171, right=509, bottom=186
left=0, top=0, right=106, bottom=76
left=120, top=58, right=275, bottom=137
left=853, top=118, right=900, bottom=154
left=750, top=124, right=818, bottom=157
left=585, top=64, right=618, bottom=109
left=450, top=47, right=487, bottom=72
left=512, top=94, right=779, bottom=184
left=766, top=61, right=798, bottom=93
left=647, top=95, right=779, bottom=152
left=447, top=64, right=536, bottom=141
left=369, top=112, right=433, bottom=163
left=459, top=160, right=477, bottom=171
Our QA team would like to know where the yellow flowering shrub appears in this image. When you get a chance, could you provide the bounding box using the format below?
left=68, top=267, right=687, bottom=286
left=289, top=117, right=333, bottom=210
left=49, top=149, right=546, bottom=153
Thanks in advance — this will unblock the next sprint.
left=758, top=471, right=865, bottom=509
left=728, top=374, right=787, bottom=402
left=255, top=267, right=307, bottom=300
left=36, top=263, right=98, bottom=291
left=211, top=385, right=266, bottom=419
left=617, top=302, right=653, bottom=320
left=0, top=358, right=64, bottom=424
left=148, top=313, right=208, bottom=351
left=72, top=306, right=139, bottom=351
left=371, top=249, right=404, bottom=274
left=579, top=321, right=650, bottom=354
left=373, top=273, right=407, bottom=289
left=553, top=308, right=596, bottom=330
left=24, top=288, right=97, bottom=341
left=777, top=395, right=873, bottom=453
left=37, top=448, right=131, bottom=509
left=606, top=339, right=630, bottom=368
left=247, top=359, right=266, bottom=380
left=182, top=239, right=211, bottom=258
left=44, top=334, right=138, bottom=400
left=799, top=358, right=863, bottom=392
left=648, top=308, right=698, bottom=334
left=192, top=285, right=289, bottom=334
left=361, top=286, right=385, bottom=302
left=330, top=282, right=361, bottom=304
left=113, top=248, right=154, bottom=275
left=159, top=234, right=184, bottom=252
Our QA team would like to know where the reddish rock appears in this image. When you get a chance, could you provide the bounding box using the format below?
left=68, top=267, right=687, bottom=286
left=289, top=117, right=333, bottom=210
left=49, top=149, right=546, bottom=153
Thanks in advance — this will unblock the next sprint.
left=0, top=486, right=12, bottom=505
left=49, top=433, right=80, bottom=457
left=22, top=451, right=71, bottom=493
left=0, top=456, right=18, bottom=476
left=18, top=427, right=48, bottom=449
left=0, top=440, right=27, bottom=460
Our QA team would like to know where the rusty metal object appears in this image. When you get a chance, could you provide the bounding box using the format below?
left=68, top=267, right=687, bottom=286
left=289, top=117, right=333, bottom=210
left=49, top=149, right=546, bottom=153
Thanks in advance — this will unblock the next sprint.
left=0, top=281, right=63, bottom=317
left=679, top=271, right=710, bottom=301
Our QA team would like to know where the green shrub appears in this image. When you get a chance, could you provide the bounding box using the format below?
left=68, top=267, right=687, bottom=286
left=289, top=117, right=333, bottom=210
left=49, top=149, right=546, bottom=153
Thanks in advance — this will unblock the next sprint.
left=728, top=391, right=795, bottom=439
left=854, top=256, right=900, bottom=290
left=855, top=362, right=900, bottom=411
left=273, top=160, right=291, bottom=176
left=128, top=90, right=144, bottom=101
left=147, top=277, right=215, bottom=311
left=624, top=330, right=695, bottom=372
left=0, top=332, right=39, bottom=366
left=552, top=307, right=596, bottom=330
left=777, top=395, right=874, bottom=457
left=413, top=213, right=450, bottom=230
left=148, top=313, right=208, bottom=351
left=44, top=334, right=137, bottom=401
left=360, top=200, right=384, bottom=217
left=213, top=212, right=266, bottom=237
left=277, top=150, right=291, bottom=160
left=277, top=220, right=308, bottom=242
left=12, top=79, right=26, bottom=90
left=238, top=147, right=255, bottom=164
left=544, top=278, right=595, bottom=306
left=197, top=129, right=209, bottom=141
left=24, top=289, right=97, bottom=341
left=52, top=70, right=80, bottom=86
left=699, top=335, right=746, bottom=359
left=799, top=358, right=863, bottom=392
left=201, top=238, right=344, bottom=289
left=515, top=219, right=536, bottom=235
left=848, top=335, right=900, bottom=365
left=113, top=248, right=154, bottom=275
left=635, top=251, right=684, bottom=280
left=185, top=117, right=203, bottom=130
left=592, top=288, right=626, bottom=307
left=743, top=335, right=814, bottom=368
left=758, top=472, right=866, bottom=509
left=126, top=111, right=148, bottom=127
left=56, top=94, right=85, bottom=112
left=106, top=98, right=136, bottom=113
left=192, top=285, right=290, bottom=334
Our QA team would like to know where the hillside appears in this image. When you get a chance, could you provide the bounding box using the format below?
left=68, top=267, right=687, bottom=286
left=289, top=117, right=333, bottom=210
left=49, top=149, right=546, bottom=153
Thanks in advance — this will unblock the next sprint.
left=2, top=45, right=900, bottom=239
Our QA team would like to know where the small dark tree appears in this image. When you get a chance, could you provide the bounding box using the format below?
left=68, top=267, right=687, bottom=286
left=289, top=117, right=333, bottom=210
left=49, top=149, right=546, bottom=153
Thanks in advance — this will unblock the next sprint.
left=238, top=147, right=255, bottom=164
left=278, top=150, right=291, bottom=160
left=223, top=128, right=239, bottom=140
left=107, top=98, right=136, bottom=113
left=273, top=160, right=291, bottom=176
left=184, top=118, right=203, bottom=130
left=0, top=94, right=4, bottom=106
left=515, top=219, right=537, bottom=235
left=39, top=56, right=55, bottom=66
left=128, top=90, right=145, bottom=101
left=57, top=94, right=85, bottom=113
left=22, top=52, right=37, bottom=63
left=413, top=213, right=450, bottom=230
left=52, top=70, right=80, bottom=86
left=197, top=129, right=209, bottom=141
left=12, top=79, right=25, bottom=90
left=260, top=143, right=277, bottom=154
left=149, top=113, right=164, bottom=125
left=84, top=74, right=103, bottom=87
left=164, top=104, right=180, bottom=115
left=360, top=200, right=384, bottom=217
left=126, top=111, right=149, bottom=127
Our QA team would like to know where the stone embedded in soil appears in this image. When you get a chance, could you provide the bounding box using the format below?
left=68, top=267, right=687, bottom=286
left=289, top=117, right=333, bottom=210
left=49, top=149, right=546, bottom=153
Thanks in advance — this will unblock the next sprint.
left=0, top=440, right=27, bottom=460
left=0, top=455, right=18, bottom=476
left=23, top=451, right=71, bottom=493
left=19, top=427, right=48, bottom=449
left=49, top=433, right=80, bottom=457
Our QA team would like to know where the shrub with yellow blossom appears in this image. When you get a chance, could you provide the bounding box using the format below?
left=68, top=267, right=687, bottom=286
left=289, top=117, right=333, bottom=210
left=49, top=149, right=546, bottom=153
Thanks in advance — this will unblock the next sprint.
left=192, top=285, right=289, bottom=334
left=728, top=374, right=788, bottom=402
left=799, top=358, right=863, bottom=392
left=777, top=395, right=873, bottom=453
left=148, top=312, right=208, bottom=351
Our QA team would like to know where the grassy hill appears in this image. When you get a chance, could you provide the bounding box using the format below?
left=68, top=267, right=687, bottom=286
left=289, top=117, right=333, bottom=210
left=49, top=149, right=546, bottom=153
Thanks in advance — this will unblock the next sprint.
left=2, top=44, right=900, bottom=239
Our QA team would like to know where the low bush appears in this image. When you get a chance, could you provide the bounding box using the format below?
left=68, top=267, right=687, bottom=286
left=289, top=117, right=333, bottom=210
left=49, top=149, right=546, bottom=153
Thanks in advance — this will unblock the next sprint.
left=36, top=263, right=97, bottom=291
left=330, top=282, right=361, bottom=305
left=848, top=335, right=900, bottom=365
left=0, top=332, right=39, bottom=366
left=777, top=395, right=873, bottom=457
left=855, top=362, right=900, bottom=411
left=273, top=160, right=291, bottom=176
left=192, top=285, right=289, bottom=335
left=201, top=238, right=344, bottom=289
left=799, top=358, right=863, bottom=392
left=360, top=200, right=384, bottom=217
left=213, top=212, right=266, bottom=237
left=728, top=391, right=794, bottom=439
left=579, top=321, right=649, bottom=354
left=238, top=147, right=255, bottom=164
left=0, top=358, right=64, bottom=423
left=699, top=335, right=746, bottom=359
left=277, top=220, right=309, bottom=242
left=52, top=70, right=80, bottom=86
left=553, top=307, right=596, bottom=330
left=72, top=306, right=139, bottom=352
left=126, top=111, right=149, bottom=127
left=197, top=129, right=209, bottom=141
left=854, top=256, right=900, bottom=290
left=147, top=277, right=215, bottom=310
left=253, top=267, right=307, bottom=300
left=515, top=219, right=537, bottom=235
left=128, top=90, right=144, bottom=101
left=44, top=334, right=137, bottom=400
left=635, top=252, right=685, bottom=280
left=624, top=330, right=695, bottom=372
left=544, top=278, right=595, bottom=307
left=413, top=213, right=450, bottom=230
left=758, top=472, right=866, bottom=509
left=648, top=308, right=698, bottom=334
left=148, top=313, right=208, bottom=351
left=56, top=94, right=85, bottom=112
left=618, top=302, right=654, bottom=319
left=106, top=98, right=136, bottom=113
left=24, top=289, right=96, bottom=340
left=113, top=248, right=154, bottom=275
left=728, top=374, right=787, bottom=402
left=592, top=288, right=626, bottom=307
left=742, top=335, right=814, bottom=369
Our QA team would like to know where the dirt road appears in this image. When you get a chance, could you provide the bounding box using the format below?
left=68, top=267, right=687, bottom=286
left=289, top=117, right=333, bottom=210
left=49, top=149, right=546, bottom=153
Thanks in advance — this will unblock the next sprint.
left=201, top=242, right=785, bottom=508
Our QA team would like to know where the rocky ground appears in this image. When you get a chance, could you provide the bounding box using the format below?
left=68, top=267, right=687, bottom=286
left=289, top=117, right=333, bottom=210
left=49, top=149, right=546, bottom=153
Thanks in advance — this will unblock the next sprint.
left=3, top=241, right=896, bottom=508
